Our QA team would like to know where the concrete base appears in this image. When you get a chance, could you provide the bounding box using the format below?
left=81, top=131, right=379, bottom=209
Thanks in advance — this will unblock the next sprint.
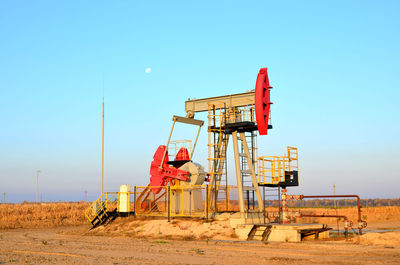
left=234, top=223, right=330, bottom=242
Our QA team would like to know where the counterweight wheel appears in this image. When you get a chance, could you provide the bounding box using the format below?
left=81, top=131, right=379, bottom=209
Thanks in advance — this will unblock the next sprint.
left=255, top=67, right=273, bottom=135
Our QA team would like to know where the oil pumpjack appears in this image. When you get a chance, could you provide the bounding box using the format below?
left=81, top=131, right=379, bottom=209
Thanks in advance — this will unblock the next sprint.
left=86, top=67, right=303, bottom=232
left=139, top=67, right=298, bottom=219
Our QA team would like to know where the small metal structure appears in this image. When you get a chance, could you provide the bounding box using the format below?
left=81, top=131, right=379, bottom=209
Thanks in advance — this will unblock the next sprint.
left=257, top=146, right=298, bottom=187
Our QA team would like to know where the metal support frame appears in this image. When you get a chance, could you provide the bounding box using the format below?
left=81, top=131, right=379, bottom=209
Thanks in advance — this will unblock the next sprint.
left=239, top=132, right=264, bottom=212
left=191, top=124, right=202, bottom=159
left=161, top=120, right=176, bottom=168
left=232, top=132, right=245, bottom=215
left=207, top=128, right=264, bottom=216
left=160, top=115, right=204, bottom=168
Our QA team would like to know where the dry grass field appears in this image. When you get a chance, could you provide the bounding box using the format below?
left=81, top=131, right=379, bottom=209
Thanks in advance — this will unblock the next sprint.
left=0, top=202, right=90, bottom=229
left=1, top=202, right=400, bottom=230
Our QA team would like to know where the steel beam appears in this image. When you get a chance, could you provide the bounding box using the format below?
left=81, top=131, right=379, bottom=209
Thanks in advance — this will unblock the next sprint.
left=173, top=115, right=204, bottom=126
left=185, top=91, right=255, bottom=113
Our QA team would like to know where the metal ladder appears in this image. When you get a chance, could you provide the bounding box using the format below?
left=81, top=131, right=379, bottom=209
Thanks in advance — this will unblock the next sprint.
left=209, top=130, right=229, bottom=211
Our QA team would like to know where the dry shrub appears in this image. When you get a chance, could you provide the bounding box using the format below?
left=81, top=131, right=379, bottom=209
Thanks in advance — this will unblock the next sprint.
left=181, top=234, right=196, bottom=241
left=230, top=231, right=238, bottom=238
left=0, top=202, right=90, bottom=230
left=199, top=235, right=209, bottom=240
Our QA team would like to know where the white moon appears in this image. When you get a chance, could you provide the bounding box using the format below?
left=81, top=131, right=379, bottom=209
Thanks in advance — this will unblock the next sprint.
left=145, top=67, right=151, bottom=74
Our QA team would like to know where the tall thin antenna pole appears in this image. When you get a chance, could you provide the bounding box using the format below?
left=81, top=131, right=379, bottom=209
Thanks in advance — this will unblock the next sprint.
left=35, top=170, right=41, bottom=203
left=2, top=192, right=5, bottom=203
left=101, top=76, right=105, bottom=195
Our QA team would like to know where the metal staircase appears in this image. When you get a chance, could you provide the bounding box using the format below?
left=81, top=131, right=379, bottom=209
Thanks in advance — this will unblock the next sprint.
left=247, top=224, right=272, bottom=241
left=85, top=192, right=119, bottom=228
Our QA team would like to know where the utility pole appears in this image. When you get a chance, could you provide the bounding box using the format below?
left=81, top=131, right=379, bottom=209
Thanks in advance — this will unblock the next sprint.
left=36, top=170, right=41, bottom=203
left=2, top=192, right=5, bottom=203
left=84, top=190, right=87, bottom=202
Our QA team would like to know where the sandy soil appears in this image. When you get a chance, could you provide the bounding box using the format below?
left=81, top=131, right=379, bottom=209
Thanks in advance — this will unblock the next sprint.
left=353, top=231, right=400, bottom=246
left=87, top=217, right=237, bottom=241
left=0, top=225, right=400, bottom=264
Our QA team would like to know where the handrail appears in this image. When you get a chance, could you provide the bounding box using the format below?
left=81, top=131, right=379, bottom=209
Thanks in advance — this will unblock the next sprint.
left=84, top=192, right=120, bottom=223
left=257, top=147, right=298, bottom=185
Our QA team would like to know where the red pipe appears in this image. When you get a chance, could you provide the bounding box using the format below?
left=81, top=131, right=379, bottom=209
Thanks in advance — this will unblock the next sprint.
left=300, top=214, right=348, bottom=220
left=300, top=195, right=365, bottom=235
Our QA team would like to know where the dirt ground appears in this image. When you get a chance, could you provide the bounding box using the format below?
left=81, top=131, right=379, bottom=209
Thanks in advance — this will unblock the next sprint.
left=1, top=205, right=400, bottom=264
left=1, top=225, right=400, bottom=265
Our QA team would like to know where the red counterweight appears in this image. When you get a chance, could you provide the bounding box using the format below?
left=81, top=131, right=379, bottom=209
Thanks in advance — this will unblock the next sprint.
left=175, top=147, right=190, bottom=161
left=149, top=145, right=190, bottom=194
left=255, top=67, right=273, bottom=135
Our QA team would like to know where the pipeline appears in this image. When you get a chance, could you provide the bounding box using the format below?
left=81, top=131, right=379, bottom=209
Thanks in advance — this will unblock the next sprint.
left=299, top=195, right=367, bottom=235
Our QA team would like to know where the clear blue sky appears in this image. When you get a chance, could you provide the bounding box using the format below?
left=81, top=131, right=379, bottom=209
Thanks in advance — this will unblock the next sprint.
left=0, top=0, right=399, bottom=202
